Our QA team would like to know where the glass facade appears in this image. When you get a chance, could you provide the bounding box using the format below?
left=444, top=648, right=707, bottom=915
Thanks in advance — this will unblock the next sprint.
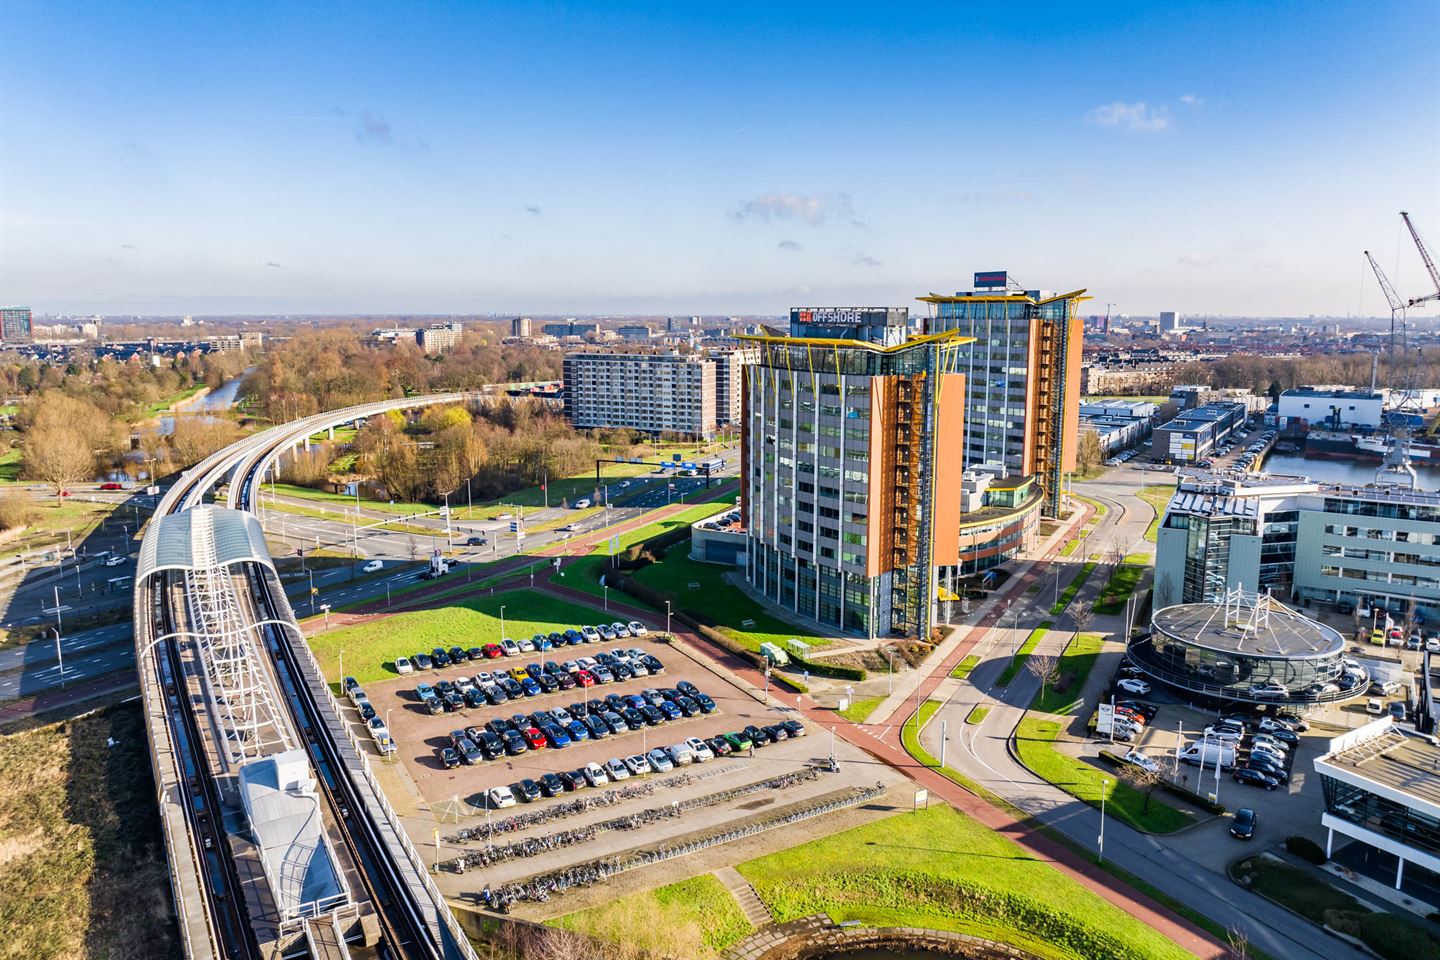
left=1322, top=776, right=1440, bottom=860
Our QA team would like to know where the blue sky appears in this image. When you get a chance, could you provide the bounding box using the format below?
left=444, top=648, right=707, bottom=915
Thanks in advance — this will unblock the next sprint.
left=2, top=1, right=1437, bottom=316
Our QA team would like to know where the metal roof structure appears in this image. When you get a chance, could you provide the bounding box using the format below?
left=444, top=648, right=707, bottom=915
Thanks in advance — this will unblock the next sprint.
left=137, top=506, right=273, bottom=586
left=1152, top=588, right=1345, bottom=659
left=238, top=750, right=350, bottom=923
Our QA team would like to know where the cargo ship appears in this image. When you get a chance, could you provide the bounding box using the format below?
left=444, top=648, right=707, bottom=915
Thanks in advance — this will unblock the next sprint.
left=1300, top=429, right=1440, bottom=462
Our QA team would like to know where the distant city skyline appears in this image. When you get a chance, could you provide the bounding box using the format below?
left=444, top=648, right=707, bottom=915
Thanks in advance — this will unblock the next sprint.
left=2, top=1, right=1437, bottom=317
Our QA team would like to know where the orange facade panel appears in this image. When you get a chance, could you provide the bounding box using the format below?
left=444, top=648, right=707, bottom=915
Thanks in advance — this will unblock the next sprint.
left=931, top=373, right=966, bottom=567
left=865, top=381, right=894, bottom=578
left=1059, top=316, right=1084, bottom=473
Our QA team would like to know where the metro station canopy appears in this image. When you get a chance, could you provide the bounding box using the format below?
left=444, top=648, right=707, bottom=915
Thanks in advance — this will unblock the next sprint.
left=137, top=506, right=274, bottom=586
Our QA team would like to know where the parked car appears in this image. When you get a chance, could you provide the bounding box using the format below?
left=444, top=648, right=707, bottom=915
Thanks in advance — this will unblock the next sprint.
left=605, top=757, right=630, bottom=781
left=1247, top=681, right=1290, bottom=699
left=622, top=754, right=649, bottom=777
left=1122, top=749, right=1159, bottom=773
left=666, top=743, right=695, bottom=766
left=1232, top=768, right=1279, bottom=791
left=628, top=621, right=648, bottom=636
left=514, top=778, right=541, bottom=802
left=487, top=786, right=517, bottom=809
left=583, top=762, right=609, bottom=787
left=1116, top=678, right=1151, bottom=695
left=438, top=747, right=460, bottom=769
left=646, top=748, right=674, bottom=772
left=538, top=773, right=565, bottom=797
left=685, top=736, right=715, bottom=762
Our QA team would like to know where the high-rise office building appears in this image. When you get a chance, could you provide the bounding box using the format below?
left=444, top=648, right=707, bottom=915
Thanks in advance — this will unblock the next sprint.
left=1159, top=310, right=1178, bottom=333
left=920, top=272, right=1087, bottom=516
left=511, top=316, right=533, bottom=338
left=563, top=351, right=717, bottom=438
left=1, top=307, right=33, bottom=342
left=740, top=308, right=971, bottom=640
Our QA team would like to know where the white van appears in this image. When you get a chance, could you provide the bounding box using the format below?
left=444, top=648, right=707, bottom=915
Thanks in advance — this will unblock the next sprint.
left=1178, top=740, right=1236, bottom=769
left=363, top=559, right=383, bottom=573
left=573, top=499, right=592, bottom=509
left=666, top=743, right=695, bottom=766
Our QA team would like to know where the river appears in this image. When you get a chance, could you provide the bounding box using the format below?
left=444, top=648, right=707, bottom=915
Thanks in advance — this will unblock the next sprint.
left=157, top=371, right=250, bottom=434
left=1262, top=453, right=1440, bottom=492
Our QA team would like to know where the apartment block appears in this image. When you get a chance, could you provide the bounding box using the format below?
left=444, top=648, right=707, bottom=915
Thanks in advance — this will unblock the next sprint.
left=562, top=351, right=716, bottom=439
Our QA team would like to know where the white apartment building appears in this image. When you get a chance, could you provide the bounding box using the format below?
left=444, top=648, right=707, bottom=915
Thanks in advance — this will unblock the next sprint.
left=562, top=351, right=717, bottom=438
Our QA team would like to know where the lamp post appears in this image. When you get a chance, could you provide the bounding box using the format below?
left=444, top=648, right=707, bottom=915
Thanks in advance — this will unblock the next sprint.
left=604, top=585, right=609, bottom=611
left=320, top=603, right=331, bottom=630
left=665, top=600, right=672, bottom=638
left=54, top=628, right=65, bottom=683
left=500, top=605, right=506, bottom=645
left=1099, top=778, right=1108, bottom=863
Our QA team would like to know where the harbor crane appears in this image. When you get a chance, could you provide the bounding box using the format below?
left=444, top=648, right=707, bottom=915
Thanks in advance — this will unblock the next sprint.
left=1401, top=211, right=1440, bottom=308
left=1366, top=249, right=1407, bottom=360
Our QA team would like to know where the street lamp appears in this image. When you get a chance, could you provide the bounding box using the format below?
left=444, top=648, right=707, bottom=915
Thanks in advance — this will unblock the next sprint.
left=499, top=605, right=506, bottom=644
left=1099, top=778, right=1108, bottom=863
left=308, top=570, right=316, bottom=613
left=320, top=603, right=331, bottom=630
left=604, top=585, right=609, bottom=611
left=665, top=600, right=672, bottom=638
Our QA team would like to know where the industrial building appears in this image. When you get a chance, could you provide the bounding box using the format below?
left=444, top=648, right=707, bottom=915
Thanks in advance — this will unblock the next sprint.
left=740, top=307, right=970, bottom=640
left=1278, top=387, right=1385, bottom=429
left=562, top=350, right=717, bottom=438
left=1153, top=401, right=1247, bottom=463
left=1156, top=473, right=1440, bottom=622
left=1131, top=587, right=1364, bottom=706
left=1315, top=719, right=1440, bottom=895
left=919, top=272, right=1087, bottom=516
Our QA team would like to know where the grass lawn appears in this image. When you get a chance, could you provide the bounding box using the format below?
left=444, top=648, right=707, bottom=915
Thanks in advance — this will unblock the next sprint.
left=1138, top=481, right=1177, bottom=543
left=1094, top=558, right=1148, bottom=615
left=0, top=445, right=21, bottom=482
left=949, top=654, right=980, bottom=680
left=1015, top=717, right=1191, bottom=834
left=966, top=705, right=990, bottom=724
left=631, top=549, right=832, bottom=652
left=0, top=704, right=180, bottom=960
left=309, top=588, right=611, bottom=687
left=1032, top=633, right=1105, bottom=715
left=1058, top=539, right=1080, bottom=557
left=995, top=622, right=1053, bottom=687
left=839, top=695, right=885, bottom=723
left=556, top=872, right=752, bottom=956
left=1049, top=561, right=1096, bottom=617
left=141, top=384, right=205, bottom=416
left=738, top=803, right=1197, bottom=960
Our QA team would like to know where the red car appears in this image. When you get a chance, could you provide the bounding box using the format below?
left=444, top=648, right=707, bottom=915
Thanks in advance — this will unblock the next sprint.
left=99, top=482, right=123, bottom=491
left=523, top=727, right=547, bottom=749
left=482, top=644, right=504, bottom=659
left=574, top=669, right=595, bottom=687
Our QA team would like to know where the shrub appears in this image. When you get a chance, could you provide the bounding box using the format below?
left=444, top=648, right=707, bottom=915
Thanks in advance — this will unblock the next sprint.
left=0, top=495, right=38, bottom=531
left=1323, top=909, right=1364, bottom=938
left=1358, top=911, right=1440, bottom=960
left=1286, top=835, right=1327, bottom=865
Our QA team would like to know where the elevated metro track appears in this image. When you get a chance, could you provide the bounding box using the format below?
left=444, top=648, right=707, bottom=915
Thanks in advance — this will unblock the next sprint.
left=134, top=394, right=479, bottom=960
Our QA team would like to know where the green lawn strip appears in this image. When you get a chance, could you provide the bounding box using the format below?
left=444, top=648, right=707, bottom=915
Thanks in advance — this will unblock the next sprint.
left=555, top=872, right=753, bottom=954
left=631, top=549, right=831, bottom=652
left=949, top=654, right=981, bottom=680
left=838, top=695, right=885, bottom=723
left=1094, top=559, right=1148, bottom=615
left=309, top=588, right=610, bottom=688
left=1049, top=561, right=1097, bottom=617
left=1058, top=539, right=1079, bottom=557
left=966, top=706, right=990, bottom=725
left=1031, top=633, right=1105, bottom=715
left=737, top=802, right=1196, bottom=960
left=1231, top=856, right=1439, bottom=960
left=1138, top=481, right=1177, bottom=543
left=995, top=622, right=1054, bottom=687
left=1015, top=717, right=1190, bottom=833
left=0, top=445, right=21, bottom=482
left=141, top=385, right=205, bottom=417
left=900, top=702, right=1268, bottom=960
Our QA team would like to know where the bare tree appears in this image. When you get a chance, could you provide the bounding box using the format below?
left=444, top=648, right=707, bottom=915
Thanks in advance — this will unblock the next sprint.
left=1070, top=599, right=1094, bottom=635
left=19, top=394, right=120, bottom=500
left=1117, top=762, right=1167, bottom=814
left=1026, top=653, right=1061, bottom=705
left=1155, top=570, right=1178, bottom=610
left=1225, top=924, right=1251, bottom=960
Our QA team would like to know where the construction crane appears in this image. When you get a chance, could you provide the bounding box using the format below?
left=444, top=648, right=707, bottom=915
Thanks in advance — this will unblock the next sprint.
left=1366, top=249, right=1407, bottom=360
left=1401, top=211, right=1440, bottom=307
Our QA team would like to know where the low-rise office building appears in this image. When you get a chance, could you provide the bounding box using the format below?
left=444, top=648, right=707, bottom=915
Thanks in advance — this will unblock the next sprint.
left=1156, top=473, right=1440, bottom=621
left=1153, top=401, right=1247, bottom=463
left=1278, top=387, right=1385, bottom=429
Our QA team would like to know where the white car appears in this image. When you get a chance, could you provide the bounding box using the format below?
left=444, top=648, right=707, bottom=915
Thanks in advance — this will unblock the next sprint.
left=605, top=757, right=630, bottom=781
left=1116, top=678, right=1151, bottom=695
left=583, top=762, right=609, bottom=787
left=487, top=786, right=517, bottom=809
left=517, top=637, right=535, bottom=653
left=363, top=559, right=383, bottom=573
left=1122, top=749, right=1159, bottom=773
left=611, top=622, right=633, bottom=638
left=500, top=638, right=521, bottom=657
left=1203, top=725, right=1245, bottom=741
left=104, top=555, right=128, bottom=566
left=581, top=625, right=601, bottom=642
left=627, top=621, right=648, bottom=636
left=622, top=754, right=649, bottom=777
left=395, top=656, right=414, bottom=674
left=685, top=736, right=714, bottom=762
left=573, top=499, right=592, bottom=509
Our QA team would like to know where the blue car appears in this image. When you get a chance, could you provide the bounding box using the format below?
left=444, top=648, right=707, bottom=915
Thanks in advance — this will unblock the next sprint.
left=543, top=723, right=571, bottom=748
left=626, top=694, right=647, bottom=710
left=520, top=677, right=541, bottom=697
left=657, top=700, right=681, bottom=721
left=566, top=720, right=590, bottom=742
left=533, top=634, right=552, bottom=651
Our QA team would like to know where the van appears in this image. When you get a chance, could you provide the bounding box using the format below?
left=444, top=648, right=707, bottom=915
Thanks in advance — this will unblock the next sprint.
left=363, top=559, right=383, bottom=573
left=666, top=743, right=695, bottom=766
left=573, top=499, right=592, bottom=509
left=1366, top=698, right=1385, bottom=716
left=1178, top=740, right=1236, bottom=769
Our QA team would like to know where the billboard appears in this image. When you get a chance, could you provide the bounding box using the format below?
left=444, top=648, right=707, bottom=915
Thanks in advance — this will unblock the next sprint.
left=974, top=271, right=1009, bottom=288
left=790, top=307, right=905, bottom=325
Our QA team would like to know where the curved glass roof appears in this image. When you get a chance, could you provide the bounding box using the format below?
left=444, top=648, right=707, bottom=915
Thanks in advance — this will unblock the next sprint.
left=136, top=506, right=273, bottom=584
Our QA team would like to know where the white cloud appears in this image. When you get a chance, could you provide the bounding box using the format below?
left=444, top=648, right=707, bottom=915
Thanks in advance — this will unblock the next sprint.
left=1176, top=252, right=1219, bottom=268
left=1179, top=93, right=1204, bottom=107
left=1087, top=101, right=1171, bottom=132
left=732, top=192, right=862, bottom=227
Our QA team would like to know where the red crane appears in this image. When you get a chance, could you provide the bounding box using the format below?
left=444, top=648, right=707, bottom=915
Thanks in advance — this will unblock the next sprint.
left=1401, top=211, right=1440, bottom=308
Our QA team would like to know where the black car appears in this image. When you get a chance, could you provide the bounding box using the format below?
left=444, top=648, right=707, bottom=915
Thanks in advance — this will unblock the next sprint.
left=432, top=648, right=451, bottom=667
left=414, top=652, right=433, bottom=670
left=450, top=646, right=468, bottom=663
left=359, top=703, right=377, bottom=722
left=436, top=680, right=456, bottom=697
left=568, top=701, right=591, bottom=718
left=539, top=773, right=565, bottom=797
left=438, top=747, right=460, bottom=769
left=640, top=705, right=665, bottom=726
left=743, top=724, right=768, bottom=747
left=502, top=731, right=528, bottom=755
left=344, top=676, right=360, bottom=693
left=442, top=692, right=464, bottom=712
left=584, top=715, right=609, bottom=739
left=485, top=718, right=514, bottom=736
left=466, top=535, right=486, bottom=546
left=463, top=689, right=486, bottom=709
left=621, top=707, right=647, bottom=730
left=694, top=694, right=716, bottom=714
left=779, top=719, right=806, bottom=738
left=1336, top=599, right=1355, bottom=615
left=1232, top=768, right=1278, bottom=790
left=468, top=646, right=485, bottom=661
left=478, top=731, right=505, bottom=760
left=706, top=736, right=733, bottom=756
left=547, top=633, right=565, bottom=648
left=558, top=770, right=586, bottom=791
left=1263, top=727, right=1300, bottom=745
left=536, top=674, right=560, bottom=693
left=1230, top=807, right=1257, bottom=840
left=514, top=778, right=541, bottom=802
left=455, top=738, right=481, bottom=765
left=483, top=684, right=508, bottom=705
left=610, top=662, right=633, bottom=682
left=643, top=654, right=664, bottom=675
left=556, top=672, right=578, bottom=690
left=604, top=693, right=627, bottom=711
left=526, top=663, right=545, bottom=679
left=499, top=677, right=524, bottom=698
left=676, top=680, right=700, bottom=697
left=675, top=696, right=700, bottom=717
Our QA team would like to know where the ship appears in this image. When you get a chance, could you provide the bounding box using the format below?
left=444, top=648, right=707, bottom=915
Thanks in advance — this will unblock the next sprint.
left=1353, top=434, right=1440, bottom=461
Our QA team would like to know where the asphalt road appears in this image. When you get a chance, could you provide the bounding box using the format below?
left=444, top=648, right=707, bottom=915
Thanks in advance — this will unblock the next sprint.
left=0, top=621, right=136, bottom=701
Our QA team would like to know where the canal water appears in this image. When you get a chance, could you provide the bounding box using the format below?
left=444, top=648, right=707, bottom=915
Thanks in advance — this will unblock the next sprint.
left=1262, top=453, right=1440, bottom=492
left=157, top=373, right=249, bottom=434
